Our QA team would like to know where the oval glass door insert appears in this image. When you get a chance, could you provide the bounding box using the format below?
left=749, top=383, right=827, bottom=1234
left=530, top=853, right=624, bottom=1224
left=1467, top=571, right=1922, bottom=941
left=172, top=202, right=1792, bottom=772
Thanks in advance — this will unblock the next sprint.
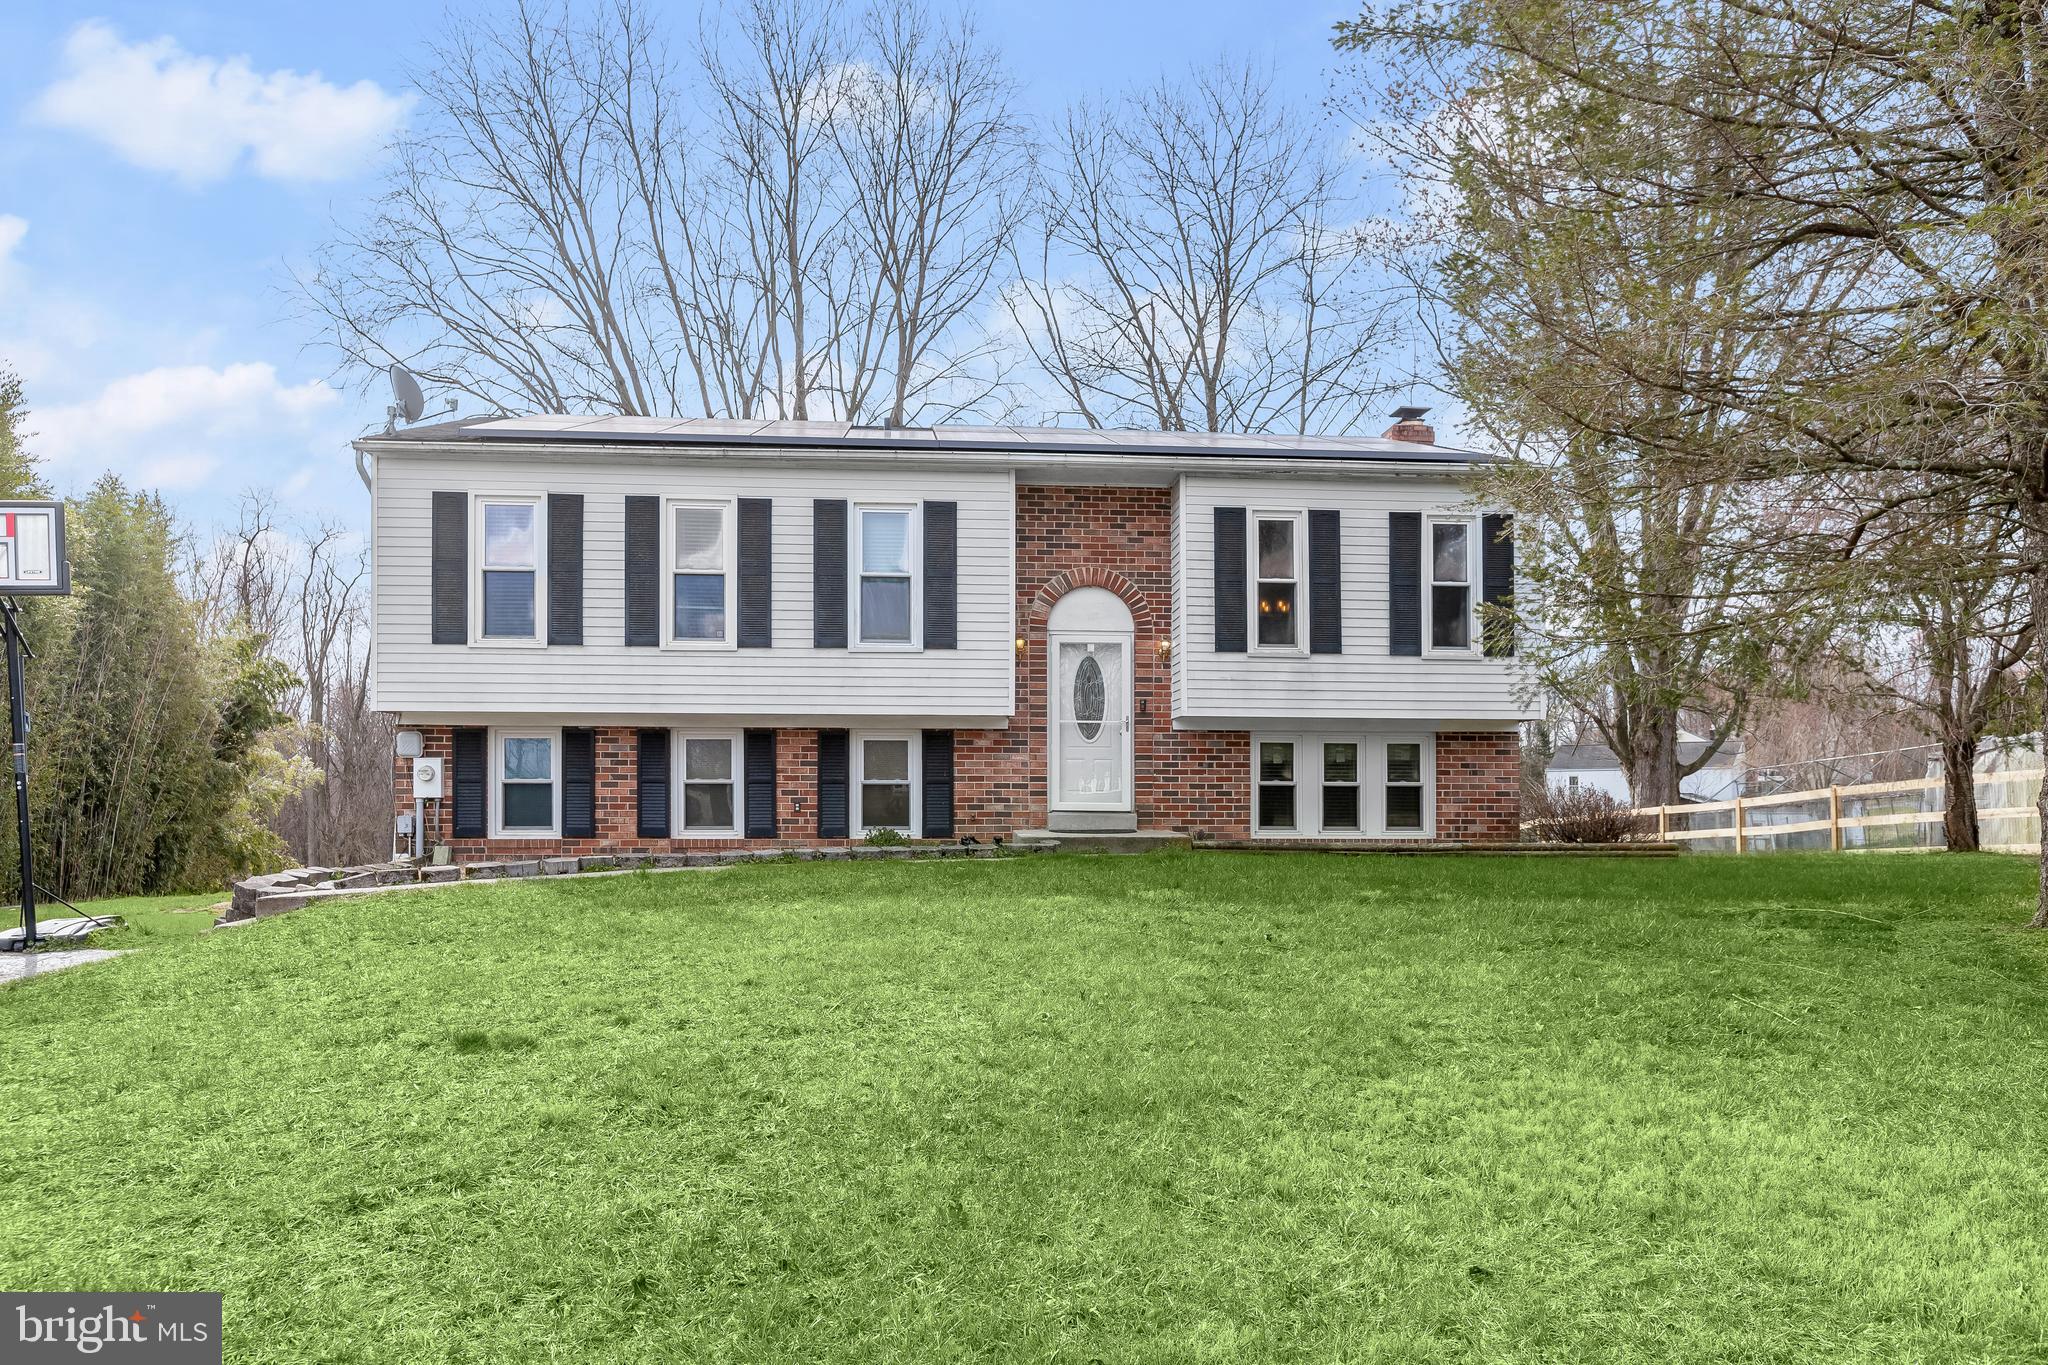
left=1073, top=652, right=1106, bottom=740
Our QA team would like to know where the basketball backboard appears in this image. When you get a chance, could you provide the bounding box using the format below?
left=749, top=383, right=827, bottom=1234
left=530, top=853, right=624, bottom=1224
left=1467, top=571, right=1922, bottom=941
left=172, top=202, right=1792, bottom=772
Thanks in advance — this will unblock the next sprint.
left=0, top=501, right=69, bottom=596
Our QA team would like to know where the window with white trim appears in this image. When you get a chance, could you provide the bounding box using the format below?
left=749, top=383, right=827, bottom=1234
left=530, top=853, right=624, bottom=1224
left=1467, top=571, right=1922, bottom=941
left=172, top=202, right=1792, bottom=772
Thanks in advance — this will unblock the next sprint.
left=1253, top=513, right=1302, bottom=650
left=1385, top=740, right=1426, bottom=831
left=477, top=497, right=541, bottom=640
left=1321, top=742, right=1361, bottom=831
left=495, top=730, right=557, bottom=834
left=1428, top=519, right=1473, bottom=651
left=669, top=500, right=733, bottom=645
left=1256, top=740, right=1297, bottom=831
left=676, top=732, right=738, bottom=834
left=853, top=506, right=916, bottom=646
left=856, top=735, right=916, bottom=832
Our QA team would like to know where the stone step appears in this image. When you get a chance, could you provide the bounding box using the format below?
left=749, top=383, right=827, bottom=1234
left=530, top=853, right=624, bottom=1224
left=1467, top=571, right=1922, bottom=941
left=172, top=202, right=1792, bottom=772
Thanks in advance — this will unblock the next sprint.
left=1010, top=830, right=1192, bottom=854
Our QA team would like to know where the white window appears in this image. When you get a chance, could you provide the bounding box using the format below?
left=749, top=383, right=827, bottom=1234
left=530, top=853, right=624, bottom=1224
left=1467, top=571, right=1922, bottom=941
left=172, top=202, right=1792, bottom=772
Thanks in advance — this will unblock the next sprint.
left=668, top=500, right=734, bottom=646
left=1428, top=518, right=1474, bottom=651
left=1384, top=739, right=1426, bottom=832
left=476, top=496, right=542, bottom=642
left=1252, top=512, right=1303, bottom=651
left=1252, top=733, right=1432, bottom=837
left=855, top=734, right=917, bottom=833
left=1256, top=740, right=1297, bottom=831
left=853, top=506, right=917, bottom=646
left=494, top=730, right=558, bottom=835
left=675, top=732, right=738, bottom=835
left=1321, top=742, right=1361, bottom=831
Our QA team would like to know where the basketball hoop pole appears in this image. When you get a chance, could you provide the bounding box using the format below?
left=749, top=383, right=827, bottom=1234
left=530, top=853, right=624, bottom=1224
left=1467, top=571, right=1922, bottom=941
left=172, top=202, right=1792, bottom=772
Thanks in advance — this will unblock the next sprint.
left=2, top=600, right=35, bottom=948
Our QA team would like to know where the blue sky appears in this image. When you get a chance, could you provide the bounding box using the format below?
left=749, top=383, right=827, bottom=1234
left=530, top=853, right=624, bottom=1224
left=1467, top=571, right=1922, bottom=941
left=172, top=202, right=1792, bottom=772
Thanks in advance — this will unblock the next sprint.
left=0, top=1, right=1370, bottom=530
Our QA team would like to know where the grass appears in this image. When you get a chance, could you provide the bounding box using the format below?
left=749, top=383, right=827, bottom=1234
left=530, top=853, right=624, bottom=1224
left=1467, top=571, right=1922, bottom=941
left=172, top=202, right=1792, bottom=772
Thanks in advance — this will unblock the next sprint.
left=4, top=889, right=226, bottom=946
left=2, top=851, right=2045, bottom=1362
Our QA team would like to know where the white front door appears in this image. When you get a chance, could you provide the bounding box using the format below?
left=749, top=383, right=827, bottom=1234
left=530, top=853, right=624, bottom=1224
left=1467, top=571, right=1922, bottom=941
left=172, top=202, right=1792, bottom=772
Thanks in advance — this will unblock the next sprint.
left=1051, top=636, right=1130, bottom=810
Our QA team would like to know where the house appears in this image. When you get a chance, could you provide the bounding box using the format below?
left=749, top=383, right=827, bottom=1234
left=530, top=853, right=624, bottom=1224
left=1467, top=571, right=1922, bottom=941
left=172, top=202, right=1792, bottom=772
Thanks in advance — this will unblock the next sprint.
left=356, top=411, right=1537, bottom=856
left=1545, top=735, right=1745, bottom=805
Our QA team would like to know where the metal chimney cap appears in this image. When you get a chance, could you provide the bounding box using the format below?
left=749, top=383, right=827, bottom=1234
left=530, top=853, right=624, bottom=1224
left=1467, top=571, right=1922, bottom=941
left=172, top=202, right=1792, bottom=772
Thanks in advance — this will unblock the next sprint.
left=1391, top=405, right=1432, bottom=423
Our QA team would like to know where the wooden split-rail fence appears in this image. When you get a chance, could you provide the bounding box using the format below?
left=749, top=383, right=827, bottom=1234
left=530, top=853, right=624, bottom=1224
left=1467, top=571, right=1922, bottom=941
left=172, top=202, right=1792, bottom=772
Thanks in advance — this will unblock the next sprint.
left=1628, top=769, right=2041, bottom=855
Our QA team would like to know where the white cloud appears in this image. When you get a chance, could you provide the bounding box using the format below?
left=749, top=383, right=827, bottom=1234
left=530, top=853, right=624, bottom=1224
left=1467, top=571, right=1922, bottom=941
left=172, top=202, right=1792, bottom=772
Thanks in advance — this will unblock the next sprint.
left=31, top=21, right=410, bottom=185
left=32, top=362, right=344, bottom=491
left=0, top=216, right=24, bottom=267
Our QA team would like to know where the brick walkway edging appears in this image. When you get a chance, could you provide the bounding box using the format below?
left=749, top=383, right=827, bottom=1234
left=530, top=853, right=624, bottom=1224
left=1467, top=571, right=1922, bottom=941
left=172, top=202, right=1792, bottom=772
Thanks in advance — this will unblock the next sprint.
left=222, top=845, right=1040, bottom=925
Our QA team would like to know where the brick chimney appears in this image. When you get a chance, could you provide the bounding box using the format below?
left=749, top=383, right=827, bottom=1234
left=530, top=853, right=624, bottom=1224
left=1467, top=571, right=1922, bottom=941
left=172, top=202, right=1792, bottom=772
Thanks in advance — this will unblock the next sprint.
left=1383, top=405, right=1436, bottom=445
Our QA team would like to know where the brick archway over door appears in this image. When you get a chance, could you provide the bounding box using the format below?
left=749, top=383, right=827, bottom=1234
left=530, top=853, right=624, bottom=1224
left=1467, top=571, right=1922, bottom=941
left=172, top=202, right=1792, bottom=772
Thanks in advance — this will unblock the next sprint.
left=950, top=485, right=1250, bottom=841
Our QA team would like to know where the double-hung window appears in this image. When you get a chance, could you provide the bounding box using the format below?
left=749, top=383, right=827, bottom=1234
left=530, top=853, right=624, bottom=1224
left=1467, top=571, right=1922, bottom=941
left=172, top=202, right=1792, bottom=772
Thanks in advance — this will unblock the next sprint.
left=857, top=735, right=915, bottom=832
left=1321, top=743, right=1361, bottom=831
left=1253, top=513, right=1302, bottom=650
left=1385, top=740, right=1426, bottom=832
left=1256, top=740, right=1297, bottom=831
left=1429, top=519, right=1473, bottom=651
left=477, top=497, right=541, bottom=641
left=677, top=733, right=738, bottom=835
left=854, top=506, right=916, bottom=646
left=670, top=501, right=733, bottom=645
left=495, top=731, right=557, bottom=835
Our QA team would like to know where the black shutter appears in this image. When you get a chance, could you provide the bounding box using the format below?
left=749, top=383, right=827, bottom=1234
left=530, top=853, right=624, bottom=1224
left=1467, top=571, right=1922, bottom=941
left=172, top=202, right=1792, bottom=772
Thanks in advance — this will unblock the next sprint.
left=431, top=492, right=467, bottom=645
left=451, top=727, right=486, bottom=838
left=1308, top=509, right=1342, bottom=655
left=744, top=729, right=778, bottom=838
left=636, top=728, right=670, bottom=838
left=1482, top=512, right=1515, bottom=657
left=547, top=493, right=584, bottom=646
left=923, top=501, right=957, bottom=649
left=1213, top=506, right=1247, bottom=652
left=738, top=497, right=773, bottom=648
left=625, top=495, right=660, bottom=647
left=813, top=499, right=847, bottom=647
left=1389, top=511, right=1422, bottom=657
left=921, top=730, right=955, bottom=838
left=817, top=729, right=850, bottom=838
left=562, top=727, right=596, bottom=837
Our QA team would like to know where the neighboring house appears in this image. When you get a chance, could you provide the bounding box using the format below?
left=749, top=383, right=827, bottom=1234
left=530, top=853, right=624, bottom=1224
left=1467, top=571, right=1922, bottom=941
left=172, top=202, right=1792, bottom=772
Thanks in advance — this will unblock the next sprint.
left=357, top=411, right=1538, bottom=857
left=1546, top=735, right=1745, bottom=805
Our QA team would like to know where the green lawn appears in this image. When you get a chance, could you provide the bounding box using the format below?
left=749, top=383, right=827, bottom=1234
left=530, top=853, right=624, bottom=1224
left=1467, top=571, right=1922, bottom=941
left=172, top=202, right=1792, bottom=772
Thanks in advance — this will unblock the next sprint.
left=5, top=889, right=227, bottom=945
left=2, top=852, right=2045, bottom=1362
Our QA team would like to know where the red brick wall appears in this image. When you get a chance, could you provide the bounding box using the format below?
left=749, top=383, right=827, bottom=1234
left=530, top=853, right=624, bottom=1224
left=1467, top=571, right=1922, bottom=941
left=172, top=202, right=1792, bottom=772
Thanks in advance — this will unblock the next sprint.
left=954, top=485, right=1250, bottom=841
left=1435, top=731, right=1522, bottom=840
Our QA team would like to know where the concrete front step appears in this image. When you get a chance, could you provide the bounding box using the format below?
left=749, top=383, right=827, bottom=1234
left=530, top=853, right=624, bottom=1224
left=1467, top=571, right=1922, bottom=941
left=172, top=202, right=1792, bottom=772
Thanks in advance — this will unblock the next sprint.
left=1010, top=830, right=1191, bottom=854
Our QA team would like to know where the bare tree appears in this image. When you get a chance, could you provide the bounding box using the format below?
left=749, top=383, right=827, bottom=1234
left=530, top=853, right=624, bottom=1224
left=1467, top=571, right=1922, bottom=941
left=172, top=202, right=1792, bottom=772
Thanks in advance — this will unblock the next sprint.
left=1007, top=62, right=1395, bottom=433
left=301, top=0, right=1026, bottom=424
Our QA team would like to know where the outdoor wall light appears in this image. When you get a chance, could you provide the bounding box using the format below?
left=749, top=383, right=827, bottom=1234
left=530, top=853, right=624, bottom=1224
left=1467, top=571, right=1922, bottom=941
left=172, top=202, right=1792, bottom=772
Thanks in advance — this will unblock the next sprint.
left=1015, top=636, right=1027, bottom=654
left=1156, top=638, right=1172, bottom=657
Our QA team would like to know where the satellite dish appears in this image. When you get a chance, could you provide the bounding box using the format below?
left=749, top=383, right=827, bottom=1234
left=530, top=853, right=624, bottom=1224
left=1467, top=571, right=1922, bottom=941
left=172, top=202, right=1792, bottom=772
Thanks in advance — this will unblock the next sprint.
left=388, top=364, right=426, bottom=424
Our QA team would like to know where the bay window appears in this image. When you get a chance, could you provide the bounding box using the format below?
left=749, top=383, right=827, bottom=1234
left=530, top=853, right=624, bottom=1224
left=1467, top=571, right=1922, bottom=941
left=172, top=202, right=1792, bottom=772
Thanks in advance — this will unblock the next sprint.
left=476, top=497, right=540, bottom=641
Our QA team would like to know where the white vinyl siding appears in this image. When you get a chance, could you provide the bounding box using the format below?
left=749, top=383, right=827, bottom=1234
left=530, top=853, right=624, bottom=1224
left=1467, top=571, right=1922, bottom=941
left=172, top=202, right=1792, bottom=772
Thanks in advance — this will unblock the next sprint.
left=1175, top=473, right=1533, bottom=725
left=373, top=454, right=1013, bottom=720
